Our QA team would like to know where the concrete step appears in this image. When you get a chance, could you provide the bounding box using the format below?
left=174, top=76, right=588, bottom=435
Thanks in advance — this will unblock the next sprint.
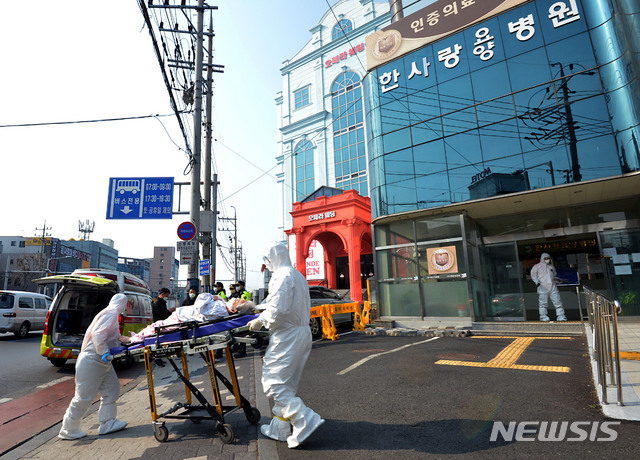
left=471, top=321, right=585, bottom=336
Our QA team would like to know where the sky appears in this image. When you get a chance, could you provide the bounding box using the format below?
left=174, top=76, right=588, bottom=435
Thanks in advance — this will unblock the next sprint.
left=0, top=0, right=333, bottom=289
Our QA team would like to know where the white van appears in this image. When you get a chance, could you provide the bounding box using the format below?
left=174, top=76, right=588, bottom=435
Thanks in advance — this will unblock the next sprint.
left=35, top=269, right=153, bottom=366
left=0, top=290, right=53, bottom=338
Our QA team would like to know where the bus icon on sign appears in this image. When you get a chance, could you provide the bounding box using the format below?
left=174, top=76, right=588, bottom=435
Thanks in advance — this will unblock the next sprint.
left=116, top=179, right=141, bottom=194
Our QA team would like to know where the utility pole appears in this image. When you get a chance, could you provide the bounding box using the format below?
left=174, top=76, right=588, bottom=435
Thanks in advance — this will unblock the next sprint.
left=552, top=62, right=581, bottom=182
left=212, top=173, right=218, bottom=284
left=187, top=0, right=205, bottom=290
left=202, top=10, right=215, bottom=292
left=231, top=206, right=238, bottom=282
left=35, top=221, right=51, bottom=275
left=142, top=1, right=223, bottom=292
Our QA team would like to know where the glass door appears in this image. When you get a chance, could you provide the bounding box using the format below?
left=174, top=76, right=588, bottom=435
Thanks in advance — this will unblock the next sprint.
left=479, top=242, right=525, bottom=321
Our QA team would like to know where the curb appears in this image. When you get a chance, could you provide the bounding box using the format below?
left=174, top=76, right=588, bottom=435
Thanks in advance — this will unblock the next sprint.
left=254, top=349, right=279, bottom=460
left=354, top=327, right=472, bottom=338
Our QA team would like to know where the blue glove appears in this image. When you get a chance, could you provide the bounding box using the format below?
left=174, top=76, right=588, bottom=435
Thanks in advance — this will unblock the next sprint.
left=101, top=352, right=111, bottom=363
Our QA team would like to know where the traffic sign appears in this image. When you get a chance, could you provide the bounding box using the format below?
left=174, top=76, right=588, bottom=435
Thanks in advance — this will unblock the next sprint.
left=180, top=254, right=193, bottom=265
left=177, top=240, right=198, bottom=254
left=106, top=177, right=174, bottom=219
left=177, top=221, right=197, bottom=241
left=199, top=259, right=210, bottom=276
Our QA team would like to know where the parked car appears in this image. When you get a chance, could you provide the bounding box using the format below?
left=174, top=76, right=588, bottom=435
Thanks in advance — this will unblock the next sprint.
left=309, top=286, right=354, bottom=339
left=35, top=269, right=153, bottom=367
left=0, top=290, right=52, bottom=338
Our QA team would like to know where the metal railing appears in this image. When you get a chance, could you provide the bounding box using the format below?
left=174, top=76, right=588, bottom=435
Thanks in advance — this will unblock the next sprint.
left=583, top=286, right=624, bottom=406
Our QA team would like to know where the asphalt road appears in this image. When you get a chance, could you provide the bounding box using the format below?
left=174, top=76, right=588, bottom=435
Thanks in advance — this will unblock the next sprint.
left=276, top=333, right=640, bottom=459
left=0, top=332, right=73, bottom=402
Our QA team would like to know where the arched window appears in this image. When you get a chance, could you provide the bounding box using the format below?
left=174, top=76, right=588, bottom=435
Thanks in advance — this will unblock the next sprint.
left=331, top=72, right=367, bottom=196
left=295, top=140, right=315, bottom=201
left=332, top=19, right=353, bottom=41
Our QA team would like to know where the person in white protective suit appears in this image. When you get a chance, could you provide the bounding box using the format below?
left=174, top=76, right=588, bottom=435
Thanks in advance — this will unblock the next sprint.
left=247, top=242, right=324, bottom=449
left=58, top=293, right=129, bottom=440
left=530, top=253, right=567, bottom=322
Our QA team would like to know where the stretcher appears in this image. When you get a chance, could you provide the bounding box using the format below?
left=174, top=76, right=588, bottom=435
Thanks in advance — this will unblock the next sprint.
left=110, top=313, right=267, bottom=444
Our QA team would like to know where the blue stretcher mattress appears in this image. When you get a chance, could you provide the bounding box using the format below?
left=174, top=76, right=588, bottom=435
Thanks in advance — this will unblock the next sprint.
left=110, top=313, right=261, bottom=356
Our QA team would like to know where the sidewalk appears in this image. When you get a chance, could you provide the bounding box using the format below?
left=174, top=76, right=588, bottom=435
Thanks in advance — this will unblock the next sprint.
left=2, top=348, right=277, bottom=460
left=4, top=320, right=639, bottom=459
left=585, top=319, right=640, bottom=421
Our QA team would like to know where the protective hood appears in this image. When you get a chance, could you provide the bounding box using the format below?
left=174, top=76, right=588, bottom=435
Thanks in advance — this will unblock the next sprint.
left=264, top=242, right=293, bottom=273
left=81, top=293, right=127, bottom=354
left=107, top=293, right=128, bottom=315
left=540, top=253, right=551, bottom=263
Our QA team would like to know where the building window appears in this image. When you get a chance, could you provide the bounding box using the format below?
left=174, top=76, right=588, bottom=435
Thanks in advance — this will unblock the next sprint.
left=11, top=241, right=16, bottom=246
left=332, top=19, right=353, bottom=40
left=294, top=86, right=310, bottom=110
left=295, top=140, right=315, bottom=201
left=332, top=71, right=367, bottom=196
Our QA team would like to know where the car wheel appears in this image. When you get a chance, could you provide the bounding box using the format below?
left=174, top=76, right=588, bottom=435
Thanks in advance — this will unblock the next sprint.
left=15, top=322, right=30, bottom=339
left=309, top=318, right=322, bottom=339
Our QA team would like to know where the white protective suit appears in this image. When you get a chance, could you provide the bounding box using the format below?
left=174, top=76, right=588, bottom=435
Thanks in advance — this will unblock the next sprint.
left=58, top=293, right=128, bottom=440
left=254, top=242, right=324, bottom=448
left=530, top=253, right=567, bottom=321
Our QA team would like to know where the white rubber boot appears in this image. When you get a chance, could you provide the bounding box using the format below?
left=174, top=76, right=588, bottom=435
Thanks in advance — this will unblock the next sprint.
left=260, top=416, right=291, bottom=441
left=287, top=408, right=324, bottom=448
left=98, top=419, right=127, bottom=435
left=58, top=417, right=87, bottom=440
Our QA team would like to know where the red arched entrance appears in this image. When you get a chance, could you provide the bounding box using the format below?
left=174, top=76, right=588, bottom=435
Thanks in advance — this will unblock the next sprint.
left=286, top=187, right=372, bottom=302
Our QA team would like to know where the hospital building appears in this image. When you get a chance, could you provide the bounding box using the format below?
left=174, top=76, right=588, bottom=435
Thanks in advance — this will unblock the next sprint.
left=279, top=0, right=640, bottom=324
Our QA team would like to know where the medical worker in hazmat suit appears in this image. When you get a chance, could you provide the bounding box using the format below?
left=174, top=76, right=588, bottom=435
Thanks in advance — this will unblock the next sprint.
left=247, top=242, right=324, bottom=448
left=58, top=293, right=129, bottom=440
left=530, top=252, right=567, bottom=322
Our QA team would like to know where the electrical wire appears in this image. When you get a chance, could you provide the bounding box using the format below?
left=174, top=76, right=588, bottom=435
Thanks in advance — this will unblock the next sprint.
left=0, top=112, right=181, bottom=129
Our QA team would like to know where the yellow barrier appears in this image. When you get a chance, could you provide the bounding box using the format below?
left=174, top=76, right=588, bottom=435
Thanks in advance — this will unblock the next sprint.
left=310, top=301, right=372, bottom=341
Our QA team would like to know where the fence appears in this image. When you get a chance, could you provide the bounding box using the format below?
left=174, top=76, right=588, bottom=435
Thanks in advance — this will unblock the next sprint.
left=583, top=286, right=623, bottom=406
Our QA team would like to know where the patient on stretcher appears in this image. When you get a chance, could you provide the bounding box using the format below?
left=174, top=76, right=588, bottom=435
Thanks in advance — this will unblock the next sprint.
left=121, top=293, right=255, bottom=344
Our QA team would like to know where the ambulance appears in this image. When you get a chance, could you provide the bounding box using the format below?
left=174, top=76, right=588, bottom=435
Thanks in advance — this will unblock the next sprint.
left=35, top=269, right=153, bottom=366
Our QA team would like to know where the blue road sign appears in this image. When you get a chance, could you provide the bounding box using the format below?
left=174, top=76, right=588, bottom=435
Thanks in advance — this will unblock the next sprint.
left=199, top=259, right=210, bottom=276
left=178, top=221, right=197, bottom=241
left=106, top=177, right=174, bottom=220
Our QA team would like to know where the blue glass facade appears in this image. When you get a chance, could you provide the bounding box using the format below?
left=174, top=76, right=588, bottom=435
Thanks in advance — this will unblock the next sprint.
left=364, top=0, right=640, bottom=320
left=366, top=0, right=639, bottom=218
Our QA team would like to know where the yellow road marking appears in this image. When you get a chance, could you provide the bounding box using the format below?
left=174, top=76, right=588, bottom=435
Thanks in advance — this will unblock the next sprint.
left=616, top=351, right=640, bottom=361
left=435, top=336, right=572, bottom=373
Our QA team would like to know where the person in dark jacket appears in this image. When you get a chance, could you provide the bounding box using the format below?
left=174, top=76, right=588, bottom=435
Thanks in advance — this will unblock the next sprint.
left=181, top=287, right=198, bottom=306
left=152, top=288, right=173, bottom=321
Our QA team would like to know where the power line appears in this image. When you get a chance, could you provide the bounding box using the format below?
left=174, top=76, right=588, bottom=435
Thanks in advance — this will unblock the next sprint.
left=0, top=112, right=182, bottom=129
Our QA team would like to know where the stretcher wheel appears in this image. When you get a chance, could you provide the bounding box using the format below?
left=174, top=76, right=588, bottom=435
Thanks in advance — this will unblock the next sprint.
left=154, top=424, right=169, bottom=442
left=250, top=333, right=265, bottom=348
left=217, top=423, right=235, bottom=444
left=245, top=407, right=261, bottom=425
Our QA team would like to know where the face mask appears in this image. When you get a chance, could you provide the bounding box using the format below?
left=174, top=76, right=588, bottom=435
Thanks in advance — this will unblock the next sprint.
left=544, top=259, right=551, bottom=264
left=189, top=293, right=196, bottom=299
left=264, top=256, right=274, bottom=272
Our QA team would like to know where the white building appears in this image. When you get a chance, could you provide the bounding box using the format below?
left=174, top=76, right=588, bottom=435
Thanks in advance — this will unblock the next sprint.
left=276, top=0, right=391, bottom=233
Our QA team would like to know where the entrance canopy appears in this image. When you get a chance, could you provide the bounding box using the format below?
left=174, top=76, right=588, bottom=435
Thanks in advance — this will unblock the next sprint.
left=286, top=187, right=372, bottom=302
